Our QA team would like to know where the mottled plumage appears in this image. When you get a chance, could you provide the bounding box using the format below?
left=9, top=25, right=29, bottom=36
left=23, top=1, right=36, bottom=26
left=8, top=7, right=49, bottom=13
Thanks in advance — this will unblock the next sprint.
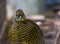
left=8, top=9, right=44, bottom=44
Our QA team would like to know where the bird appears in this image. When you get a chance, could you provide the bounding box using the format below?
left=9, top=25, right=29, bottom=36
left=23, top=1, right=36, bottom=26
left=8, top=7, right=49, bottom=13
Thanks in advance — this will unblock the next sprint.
left=8, top=9, right=45, bottom=44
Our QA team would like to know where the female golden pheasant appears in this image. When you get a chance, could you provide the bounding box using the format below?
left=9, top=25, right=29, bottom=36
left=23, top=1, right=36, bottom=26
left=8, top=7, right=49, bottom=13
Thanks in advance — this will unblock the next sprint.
left=8, top=9, right=45, bottom=44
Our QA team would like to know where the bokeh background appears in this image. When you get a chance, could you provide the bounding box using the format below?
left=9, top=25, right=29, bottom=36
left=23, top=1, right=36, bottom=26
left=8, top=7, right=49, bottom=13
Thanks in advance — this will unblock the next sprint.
left=0, top=0, right=60, bottom=44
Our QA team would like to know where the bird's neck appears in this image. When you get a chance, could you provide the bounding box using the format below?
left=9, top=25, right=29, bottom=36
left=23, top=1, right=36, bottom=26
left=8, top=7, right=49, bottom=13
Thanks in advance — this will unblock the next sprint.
left=16, top=21, right=26, bottom=24
left=16, top=21, right=23, bottom=24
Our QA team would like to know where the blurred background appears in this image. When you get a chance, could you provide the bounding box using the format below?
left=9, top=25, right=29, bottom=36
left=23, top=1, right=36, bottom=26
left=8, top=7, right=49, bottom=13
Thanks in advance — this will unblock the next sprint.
left=0, top=0, right=60, bottom=44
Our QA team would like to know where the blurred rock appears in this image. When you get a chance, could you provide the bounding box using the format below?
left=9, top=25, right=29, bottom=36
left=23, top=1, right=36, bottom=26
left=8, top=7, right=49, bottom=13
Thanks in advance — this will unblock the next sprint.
left=44, top=31, right=56, bottom=39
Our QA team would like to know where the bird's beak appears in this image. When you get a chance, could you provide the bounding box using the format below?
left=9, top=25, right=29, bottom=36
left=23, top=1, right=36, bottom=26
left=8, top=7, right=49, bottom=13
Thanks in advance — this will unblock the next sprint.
left=19, top=16, right=22, bottom=20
